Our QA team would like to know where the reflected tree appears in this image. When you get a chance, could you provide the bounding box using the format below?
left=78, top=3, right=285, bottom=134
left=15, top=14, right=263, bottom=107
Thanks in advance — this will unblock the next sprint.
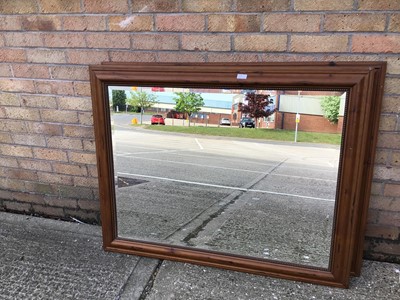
left=239, top=93, right=275, bottom=128
left=112, top=90, right=126, bottom=112
left=173, top=92, right=205, bottom=127
left=320, top=96, right=341, bottom=124
left=127, top=91, right=157, bottom=124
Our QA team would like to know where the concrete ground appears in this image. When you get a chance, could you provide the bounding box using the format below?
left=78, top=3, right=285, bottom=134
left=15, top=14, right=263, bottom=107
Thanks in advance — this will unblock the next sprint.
left=1, top=211, right=399, bottom=300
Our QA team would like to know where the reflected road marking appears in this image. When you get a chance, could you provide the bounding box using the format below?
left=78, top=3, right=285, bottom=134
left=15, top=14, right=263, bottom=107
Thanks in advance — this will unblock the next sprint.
left=117, top=172, right=336, bottom=202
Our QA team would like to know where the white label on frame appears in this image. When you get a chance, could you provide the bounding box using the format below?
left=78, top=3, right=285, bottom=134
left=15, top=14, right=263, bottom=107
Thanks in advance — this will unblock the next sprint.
left=237, top=73, right=248, bottom=80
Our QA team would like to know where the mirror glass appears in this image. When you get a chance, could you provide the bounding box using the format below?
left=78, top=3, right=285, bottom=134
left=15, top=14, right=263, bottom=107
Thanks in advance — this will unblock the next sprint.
left=110, top=86, right=346, bottom=269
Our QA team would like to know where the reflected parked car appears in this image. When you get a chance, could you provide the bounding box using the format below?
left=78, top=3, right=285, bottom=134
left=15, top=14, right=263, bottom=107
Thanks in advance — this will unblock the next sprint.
left=151, top=114, right=165, bottom=125
left=220, top=118, right=231, bottom=126
left=239, top=117, right=255, bottom=128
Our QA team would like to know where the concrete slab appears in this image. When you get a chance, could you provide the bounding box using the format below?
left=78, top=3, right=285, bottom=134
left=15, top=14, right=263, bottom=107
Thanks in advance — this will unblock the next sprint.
left=147, top=260, right=400, bottom=300
left=0, top=212, right=157, bottom=300
left=1, top=212, right=399, bottom=299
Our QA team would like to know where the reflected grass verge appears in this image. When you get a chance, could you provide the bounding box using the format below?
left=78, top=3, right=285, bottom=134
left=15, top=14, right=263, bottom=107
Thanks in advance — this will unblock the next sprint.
left=142, top=125, right=342, bottom=145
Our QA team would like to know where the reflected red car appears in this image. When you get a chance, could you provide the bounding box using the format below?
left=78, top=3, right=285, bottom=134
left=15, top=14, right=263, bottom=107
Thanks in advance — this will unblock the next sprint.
left=151, top=114, right=165, bottom=125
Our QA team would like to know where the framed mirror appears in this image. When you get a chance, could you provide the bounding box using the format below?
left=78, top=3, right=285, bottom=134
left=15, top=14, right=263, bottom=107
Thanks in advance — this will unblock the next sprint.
left=89, top=62, right=386, bottom=288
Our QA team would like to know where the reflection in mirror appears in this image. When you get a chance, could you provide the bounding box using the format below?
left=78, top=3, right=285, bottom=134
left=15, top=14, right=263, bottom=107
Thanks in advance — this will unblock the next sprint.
left=110, top=86, right=346, bottom=269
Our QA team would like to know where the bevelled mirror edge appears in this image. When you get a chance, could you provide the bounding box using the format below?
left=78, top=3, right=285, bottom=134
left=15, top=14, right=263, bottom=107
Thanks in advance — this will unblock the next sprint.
left=89, top=62, right=386, bottom=288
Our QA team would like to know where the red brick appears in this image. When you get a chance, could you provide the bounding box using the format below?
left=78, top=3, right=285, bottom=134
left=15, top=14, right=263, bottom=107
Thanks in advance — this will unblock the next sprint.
left=158, top=51, right=206, bottom=62
left=182, top=0, right=233, bottom=12
left=369, top=195, right=395, bottom=210
left=73, top=176, right=98, bottom=188
left=21, top=95, right=57, bottom=108
left=18, top=159, right=52, bottom=172
left=0, top=190, right=13, bottom=200
left=352, top=35, right=400, bottom=53
left=33, top=148, right=68, bottom=161
left=86, top=33, right=130, bottom=49
left=67, top=50, right=109, bottom=65
left=12, top=192, right=45, bottom=204
left=377, top=132, right=400, bottom=149
left=384, top=183, right=400, bottom=197
left=0, top=16, right=22, bottom=31
left=0, top=145, right=33, bottom=158
left=379, top=114, right=398, bottom=131
left=0, top=49, right=26, bottom=63
left=3, top=201, right=31, bottom=212
left=291, top=35, right=348, bottom=52
left=377, top=211, right=400, bottom=227
left=12, top=64, right=50, bottom=79
left=365, top=224, right=400, bottom=240
left=295, top=0, right=353, bottom=11
left=87, top=165, right=98, bottom=177
left=0, top=0, right=37, bottom=14
left=78, top=112, right=94, bottom=126
left=50, top=66, right=89, bottom=81
left=359, top=0, right=400, bottom=10
left=109, top=15, right=153, bottom=31
left=0, top=132, right=12, bottom=143
left=392, top=151, right=400, bottom=167
left=0, top=93, right=20, bottom=106
left=83, top=0, right=128, bottom=13
left=6, top=168, right=38, bottom=181
left=58, top=185, right=93, bottom=199
left=26, top=122, right=63, bottom=136
left=374, top=165, right=400, bottom=181
left=63, top=16, right=107, bottom=31
left=371, top=181, right=384, bottom=195
left=53, top=163, right=88, bottom=176
left=74, top=82, right=92, bottom=97
left=109, top=51, right=157, bottom=62
left=264, top=14, right=320, bottom=32
left=234, top=35, right=287, bottom=52
left=68, top=151, right=97, bottom=164
left=38, top=0, right=81, bottom=13
left=0, top=79, right=35, bottom=93
left=0, top=178, right=27, bottom=191
left=208, top=53, right=259, bottom=62
left=41, top=109, right=78, bottom=123
left=135, top=0, right=180, bottom=11
left=0, top=157, right=18, bottom=168
left=44, top=196, right=77, bottom=209
left=0, top=120, right=27, bottom=133
left=156, top=15, right=205, bottom=32
left=132, top=34, right=179, bottom=50
left=77, top=199, right=99, bottom=211
left=325, top=14, right=386, bottom=32
left=32, top=205, right=65, bottom=217
left=23, top=182, right=56, bottom=195
left=375, top=149, right=390, bottom=165
left=381, top=96, right=400, bottom=113
left=43, top=33, right=86, bottom=48
left=37, top=172, right=73, bottom=185
left=26, top=49, right=66, bottom=64
left=12, top=134, right=46, bottom=147
left=0, top=64, right=12, bottom=77
left=384, top=77, right=400, bottom=95
left=83, top=140, right=96, bottom=151
left=182, top=34, right=231, bottom=51
left=46, top=136, right=83, bottom=150
left=237, top=0, right=289, bottom=12
left=21, top=16, right=62, bottom=31
left=36, top=81, right=75, bottom=96
left=58, top=97, right=92, bottom=111
left=209, top=14, right=260, bottom=32
left=4, top=33, right=43, bottom=47
left=389, top=14, right=400, bottom=32
left=63, top=125, right=94, bottom=138
left=3, top=107, right=40, bottom=121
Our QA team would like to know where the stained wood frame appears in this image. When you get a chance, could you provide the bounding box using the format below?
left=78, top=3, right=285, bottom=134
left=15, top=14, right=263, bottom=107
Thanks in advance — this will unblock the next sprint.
left=89, top=62, right=386, bottom=288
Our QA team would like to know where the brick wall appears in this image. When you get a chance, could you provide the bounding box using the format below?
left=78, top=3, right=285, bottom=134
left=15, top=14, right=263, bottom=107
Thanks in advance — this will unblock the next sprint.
left=0, top=0, right=399, bottom=262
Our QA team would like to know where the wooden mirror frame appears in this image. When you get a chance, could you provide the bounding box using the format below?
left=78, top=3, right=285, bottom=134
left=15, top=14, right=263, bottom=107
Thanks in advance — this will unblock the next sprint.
left=89, top=62, right=386, bottom=288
